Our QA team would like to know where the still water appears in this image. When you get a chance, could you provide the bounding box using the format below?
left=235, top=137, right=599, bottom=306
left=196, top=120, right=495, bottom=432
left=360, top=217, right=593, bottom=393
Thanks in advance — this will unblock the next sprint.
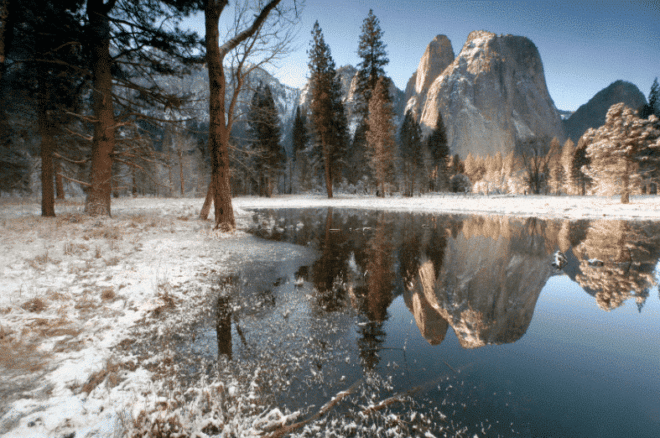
left=198, top=209, right=660, bottom=437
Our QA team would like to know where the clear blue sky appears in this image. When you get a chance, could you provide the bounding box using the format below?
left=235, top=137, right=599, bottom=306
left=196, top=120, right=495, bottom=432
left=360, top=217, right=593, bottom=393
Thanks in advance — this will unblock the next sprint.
left=184, top=0, right=659, bottom=112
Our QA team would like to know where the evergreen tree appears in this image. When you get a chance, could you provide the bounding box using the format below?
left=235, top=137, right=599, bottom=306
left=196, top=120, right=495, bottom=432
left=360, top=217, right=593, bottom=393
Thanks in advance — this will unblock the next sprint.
left=640, top=77, right=659, bottom=119
left=583, top=103, right=660, bottom=203
left=425, top=110, right=450, bottom=191
left=366, top=76, right=396, bottom=197
left=561, top=139, right=575, bottom=194
left=247, top=83, right=285, bottom=197
left=308, top=21, right=347, bottom=198
left=398, top=109, right=423, bottom=196
left=2, top=0, right=85, bottom=216
left=354, top=9, right=389, bottom=121
left=291, top=105, right=308, bottom=193
left=573, top=136, right=591, bottom=195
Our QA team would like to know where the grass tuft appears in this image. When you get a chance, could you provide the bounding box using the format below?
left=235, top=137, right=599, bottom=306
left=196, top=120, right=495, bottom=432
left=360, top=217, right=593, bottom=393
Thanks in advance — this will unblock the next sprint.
left=22, top=297, right=47, bottom=313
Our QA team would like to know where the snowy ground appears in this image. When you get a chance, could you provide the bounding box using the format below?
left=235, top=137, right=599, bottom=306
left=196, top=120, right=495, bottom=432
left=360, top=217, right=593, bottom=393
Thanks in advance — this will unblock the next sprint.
left=1, top=193, right=660, bottom=438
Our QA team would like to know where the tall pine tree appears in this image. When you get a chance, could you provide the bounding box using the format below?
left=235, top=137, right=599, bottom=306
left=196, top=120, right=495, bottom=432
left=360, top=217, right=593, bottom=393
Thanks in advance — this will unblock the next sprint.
left=366, top=76, right=396, bottom=197
left=640, top=77, right=659, bottom=120
left=426, top=110, right=450, bottom=191
left=354, top=9, right=389, bottom=120
left=308, top=21, right=347, bottom=198
left=290, top=105, right=308, bottom=193
left=247, top=83, right=285, bottom=197
left=398, top=109, right=422, bottom=196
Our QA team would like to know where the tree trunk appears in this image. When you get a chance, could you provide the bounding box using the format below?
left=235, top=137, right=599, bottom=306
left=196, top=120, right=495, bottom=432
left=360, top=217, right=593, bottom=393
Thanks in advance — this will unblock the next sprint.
left=178, top=150, right=185, bottom=196
left=38, top=99, right=55, bottom=217
left=621, top=162, right=630, bottom=204
left=85, top=0, right=115, bottom=216
left=205, top=2, right=235, bottom=230
left=54, top=159, right=65, bottom=199
left=323, top=135, right=333, bottom=198
left=0, top=0, right=8, bottom=84
left=199, top=179, right=214, bottom=220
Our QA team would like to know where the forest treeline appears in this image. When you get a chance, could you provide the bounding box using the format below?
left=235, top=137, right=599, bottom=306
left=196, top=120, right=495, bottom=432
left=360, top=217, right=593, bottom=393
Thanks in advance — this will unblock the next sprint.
left=1, top=2, right=659, bottom=228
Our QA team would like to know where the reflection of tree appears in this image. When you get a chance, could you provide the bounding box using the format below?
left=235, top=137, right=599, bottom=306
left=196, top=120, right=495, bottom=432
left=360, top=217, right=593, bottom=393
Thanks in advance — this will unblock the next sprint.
left=216, top=295, right=232, bottom=359
left=398, top=215, right=422, bottom=287
left=312, top=208, right=351, bottom=311
left=575, top=220, right=657, bottom=311
left=355, top=213, right=396, bottom=370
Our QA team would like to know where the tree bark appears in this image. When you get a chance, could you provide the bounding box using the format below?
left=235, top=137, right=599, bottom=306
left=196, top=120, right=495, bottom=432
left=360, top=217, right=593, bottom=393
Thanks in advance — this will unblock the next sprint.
left=199, top=179, right=214, bottom=220
left=178, top=149, right=185, bottom=195
left=203, top=0, right=282, bottom=230
left=85, top=0, right=116, bottom=216
left=38, top=97, right=55, bottom=217
left=621, top=162, right=630, bottom=204
left=322, top=135, right=333, bottom=198
left=55, top=158, right=65, bottom=199
left=205, top=0, right=235, bottom=230
left=0, top=0, right=8, bottom=84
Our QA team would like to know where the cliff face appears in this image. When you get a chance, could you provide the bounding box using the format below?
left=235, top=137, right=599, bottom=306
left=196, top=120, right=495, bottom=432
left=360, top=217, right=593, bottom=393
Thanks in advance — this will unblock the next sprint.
left=405, top=217, right=552, bottom=349
left=418, top=31, right=565, bottom=158
left=563, top=80, right=647, bottom=142
left=404, top=35, right=455, bottom=119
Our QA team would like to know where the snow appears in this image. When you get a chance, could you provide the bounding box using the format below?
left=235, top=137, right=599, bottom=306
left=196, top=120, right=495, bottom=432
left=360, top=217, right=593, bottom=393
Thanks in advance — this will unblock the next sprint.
left=1, top=193, right=659, bottom=437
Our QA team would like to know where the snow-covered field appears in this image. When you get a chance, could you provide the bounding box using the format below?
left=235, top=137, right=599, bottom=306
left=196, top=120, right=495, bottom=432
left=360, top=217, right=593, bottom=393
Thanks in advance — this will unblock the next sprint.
left=1, top=193, right=659, bottom=438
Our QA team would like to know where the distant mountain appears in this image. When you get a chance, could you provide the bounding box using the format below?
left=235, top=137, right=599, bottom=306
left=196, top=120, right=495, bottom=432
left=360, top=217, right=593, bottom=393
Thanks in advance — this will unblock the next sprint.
left=563, top=80, right=647, bottom=143
left=557, top=109, right=573, bottom=121
left=411, top=31, right=565, bottom=158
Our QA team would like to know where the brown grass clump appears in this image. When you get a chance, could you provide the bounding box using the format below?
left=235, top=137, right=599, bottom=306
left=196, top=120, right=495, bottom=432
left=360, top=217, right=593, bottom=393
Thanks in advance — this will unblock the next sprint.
left=22, top=297, right=47, bottom=313
left=82, top=360, right=123, bottom=394
left=83, top=224, right=123, bottom=241
left=101, top=287, right=116, bottom=301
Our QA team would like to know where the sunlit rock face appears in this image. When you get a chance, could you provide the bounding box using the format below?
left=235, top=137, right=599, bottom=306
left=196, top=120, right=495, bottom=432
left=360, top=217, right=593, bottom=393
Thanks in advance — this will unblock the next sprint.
left=420, top=31, right=565, bottom=158
left=563, top=80, right=647, bottom=143
left=424, top=217, right=552, bottom=348
left=404, top=35, right=455, bottom=120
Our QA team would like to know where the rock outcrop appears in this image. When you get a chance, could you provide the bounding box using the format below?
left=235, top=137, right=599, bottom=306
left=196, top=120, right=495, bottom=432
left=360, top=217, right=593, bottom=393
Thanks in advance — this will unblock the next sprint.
left=563, top=80, right=647, bottom=142
left=418, top=31, right=565, bottom=158
left=404, top=35, right=455, bottom=119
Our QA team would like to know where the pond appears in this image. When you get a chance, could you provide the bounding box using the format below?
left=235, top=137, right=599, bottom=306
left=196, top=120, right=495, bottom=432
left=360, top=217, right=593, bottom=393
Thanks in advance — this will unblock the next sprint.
left=193, top=209, right=660, bottom=437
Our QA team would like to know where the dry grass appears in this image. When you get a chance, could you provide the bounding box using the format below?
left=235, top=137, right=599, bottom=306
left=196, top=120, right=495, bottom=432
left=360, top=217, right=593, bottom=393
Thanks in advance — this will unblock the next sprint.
left=21, top=297, right=47, bottom=313
left=83, top=224, right=123, bottom=241
left=64, top=242, right=90, bottom=256
left=101, top=287, right=116, bottom=301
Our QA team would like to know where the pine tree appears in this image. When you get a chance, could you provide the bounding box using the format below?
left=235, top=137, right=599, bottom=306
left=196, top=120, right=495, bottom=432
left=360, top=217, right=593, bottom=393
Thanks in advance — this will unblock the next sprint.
left=308, top=21, right=347, bottom=198
left=366, top=76, right=396, bottom=197
left=398, top=110, right=423, bottom=196
left=425, top=110, right=450, bottom=191
left=640, top=77, right=659, bottom=119
left=354, top=9, right=389, bottom=121
left=573, top=136, right=591, bottom=195
left=2, top=0, right=85, bottom=216
left=583, top=102, right=660, bottom=203
left=291, top=106, right=308, bottom=193
left=561, top=139, right=575, bottom=194
left=247, top=83, right=285, bottom=197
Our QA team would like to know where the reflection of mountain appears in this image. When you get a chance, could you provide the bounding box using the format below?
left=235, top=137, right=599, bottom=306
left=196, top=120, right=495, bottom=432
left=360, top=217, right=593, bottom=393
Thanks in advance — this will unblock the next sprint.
left=405, top=217, right=553, bottom=349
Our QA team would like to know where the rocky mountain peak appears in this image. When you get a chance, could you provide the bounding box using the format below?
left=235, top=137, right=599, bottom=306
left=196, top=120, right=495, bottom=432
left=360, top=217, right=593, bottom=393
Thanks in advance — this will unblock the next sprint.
left=563, top=80, right=647, bottom=142
left=404, top=35, right=454, bottom=119
left=418, top=31, right=564, bottom=158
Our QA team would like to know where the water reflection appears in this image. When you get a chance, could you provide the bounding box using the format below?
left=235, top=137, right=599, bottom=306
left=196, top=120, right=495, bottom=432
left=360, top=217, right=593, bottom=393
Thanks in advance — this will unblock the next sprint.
left=216, top=294, right=232, bottom=359
left=249, top=210, right=660, bottom=351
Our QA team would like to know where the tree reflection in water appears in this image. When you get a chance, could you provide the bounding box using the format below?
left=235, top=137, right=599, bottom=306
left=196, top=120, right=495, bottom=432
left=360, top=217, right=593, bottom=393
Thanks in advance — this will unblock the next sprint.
left=574, top=220, right=658, bottom=312
left=216, top=294, right=232, bottom=359
left=248, top=209, right=660, bottom=356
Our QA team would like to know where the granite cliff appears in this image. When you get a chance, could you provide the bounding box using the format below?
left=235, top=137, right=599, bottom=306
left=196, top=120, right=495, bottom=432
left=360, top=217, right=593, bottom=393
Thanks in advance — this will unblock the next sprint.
left=416, top=31, right=565, bottom=158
